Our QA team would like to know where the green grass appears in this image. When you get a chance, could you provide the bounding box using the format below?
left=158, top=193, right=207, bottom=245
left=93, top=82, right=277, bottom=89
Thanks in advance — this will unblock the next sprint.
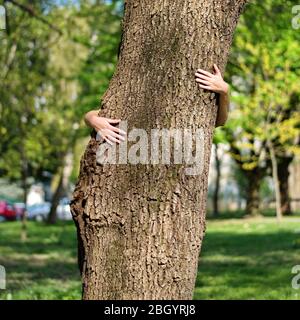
left=0, top=221, right=81, bottom=300
left=0, top=217, right=299, bottom=300
left=194, top=217, right=300, bottom=300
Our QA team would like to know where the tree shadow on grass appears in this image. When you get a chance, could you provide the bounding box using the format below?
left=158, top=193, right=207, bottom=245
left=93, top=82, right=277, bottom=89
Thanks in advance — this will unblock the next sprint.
left=195, top=230, right=300, bottom=299
left=0, top=221, right=77, bottom=256
left=0, top=257, right=80, bottom=290
left=206, top=209, right=300, bottom=220
left=200, top=230, right=300, bottom=257
left=0, top=221, right=81, bottom=299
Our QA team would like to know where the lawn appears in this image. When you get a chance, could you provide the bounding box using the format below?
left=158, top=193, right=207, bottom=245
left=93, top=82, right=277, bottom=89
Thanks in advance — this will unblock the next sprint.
left=195, top=217, right=300, bottom=300
left=0, top=217, right=299, bottom=300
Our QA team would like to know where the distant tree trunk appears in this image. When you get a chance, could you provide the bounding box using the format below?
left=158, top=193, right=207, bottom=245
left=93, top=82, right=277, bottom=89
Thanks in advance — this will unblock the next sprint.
left=20, top=156, right=28, bottom=242
left=267, top=139, right=282, bottom=222
left=245, top=169, right=262, bottom=216
left=226, top=137, right=266, bottom=216
left=213, top=143, right=221, bottom=217
left=277, top=156, right=293, bottom=215
left=71, top=0, right=246, bottom=300
left=48, top=152, right=73, bottom=224
left=19, top=140, right=29, bottom=242
left=47, top=171, right=64, bottom=224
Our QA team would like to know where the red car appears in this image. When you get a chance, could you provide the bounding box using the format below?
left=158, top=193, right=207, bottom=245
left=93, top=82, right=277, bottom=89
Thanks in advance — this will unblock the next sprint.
left=0, top=201, right=17, bottom=221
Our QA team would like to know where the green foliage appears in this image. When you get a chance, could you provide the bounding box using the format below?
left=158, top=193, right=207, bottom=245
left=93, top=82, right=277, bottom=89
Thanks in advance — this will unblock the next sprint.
left=76, top=0, right=122, bottom=116
left=0, top=1, right=75, bottom=180
left=214, top=0, right=300, bottom=210
left=0, top=1, right=122, bottom=185
left=225, top=0, right=300, bottom=167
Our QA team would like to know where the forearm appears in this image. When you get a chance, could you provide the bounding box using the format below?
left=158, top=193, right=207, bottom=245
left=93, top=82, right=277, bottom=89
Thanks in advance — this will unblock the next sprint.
left=84, top=110, right=99, bottom=128
left=215, top=89, right=229, bottom=127
left=195, top=64, right=230, bottom=127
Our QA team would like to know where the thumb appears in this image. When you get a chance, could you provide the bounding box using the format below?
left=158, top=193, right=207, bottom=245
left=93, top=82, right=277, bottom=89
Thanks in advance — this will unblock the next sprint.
left=213, top=64, right=221, bottom=75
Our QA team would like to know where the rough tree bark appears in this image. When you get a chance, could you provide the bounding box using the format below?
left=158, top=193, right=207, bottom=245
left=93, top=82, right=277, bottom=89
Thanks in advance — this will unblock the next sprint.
left=71, top=0, right=246, bottom=300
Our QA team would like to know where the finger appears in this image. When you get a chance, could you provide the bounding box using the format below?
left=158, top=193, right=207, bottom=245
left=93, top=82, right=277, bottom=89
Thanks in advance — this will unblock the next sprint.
left=213, top=64, right=221, bottom=75
left=104, top=137, right=113, bottom=145
left=109, top=125, right=126, bottom=135
left=107, top=118, right=121, bottom=124
left=107, top=129, right=125, bottom=141
left=197, top=69, right=213, bottom=78
left=107, top=135, right=122, bottom=144
left=195, top=75, right=210, bottom=82
left=195, top=73, right=211, bottom=81
left=199, top=84, right=213, bottom=91
left=196, top=78, right=211, bottom=86
left=114, top=134, right=125, bottom=141
left=107, top=130, right=125, bottom=141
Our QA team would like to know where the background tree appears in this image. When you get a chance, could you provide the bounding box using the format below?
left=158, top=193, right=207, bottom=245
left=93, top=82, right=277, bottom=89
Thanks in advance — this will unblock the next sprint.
left=0, top=0, right=122, bottom=225
left=211, top=129, right=228, bottom=217
left=0, top=0, right=62, bottom=238
left=224, top=0, right=300, bottom=216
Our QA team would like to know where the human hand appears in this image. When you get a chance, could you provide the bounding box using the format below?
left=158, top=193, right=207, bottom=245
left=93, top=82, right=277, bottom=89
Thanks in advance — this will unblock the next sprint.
left=86, top=113, right=126, bottom=144
left=195, top=64, right=229, bottom=95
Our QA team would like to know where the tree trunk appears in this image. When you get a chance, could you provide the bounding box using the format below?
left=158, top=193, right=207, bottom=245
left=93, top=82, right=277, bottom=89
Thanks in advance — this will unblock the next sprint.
left=21, top=158, right=28, bottom=242
left=213, top=143, right=221, bottom=217
left=47, top=152, right=73, bottom=224
left=267, top=139, right=283, bottom=222
left=71, top=0, right=246, bottom=300
left=20, top=143, right=28, bottom=242
left=277, top=156, right=293, bottom=216
left=47, top=171, right=64, bottom=224
left=245, top=169, right=262, bottom=216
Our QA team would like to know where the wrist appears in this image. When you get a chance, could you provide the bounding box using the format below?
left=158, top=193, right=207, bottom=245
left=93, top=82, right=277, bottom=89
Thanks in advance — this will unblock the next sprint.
left=85, top=112, right=99, bottom=128
left=220, top=82, right=229, bottom=95
left=90, top=114, right=100, bottom=128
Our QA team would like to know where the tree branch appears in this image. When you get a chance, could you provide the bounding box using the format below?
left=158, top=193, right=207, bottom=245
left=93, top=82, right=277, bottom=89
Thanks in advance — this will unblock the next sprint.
left=5, top=0, right=62, bottom=35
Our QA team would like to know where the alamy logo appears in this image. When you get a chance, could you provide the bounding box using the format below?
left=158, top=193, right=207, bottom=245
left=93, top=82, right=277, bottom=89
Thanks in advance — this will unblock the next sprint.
left=0, top=265, right=5, bottom=289
left=292, top=265, right=300, bottom=289
left=292, top=5, right=300, bottom=29
left=0, top=5, right=6, bottom=30
left=95, top=121, right=206, bottom=176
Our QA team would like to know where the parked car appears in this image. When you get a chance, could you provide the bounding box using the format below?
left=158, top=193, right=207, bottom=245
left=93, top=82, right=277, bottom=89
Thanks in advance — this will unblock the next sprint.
left=27, top=198, right=72, bottom=221
left=0, top=201, right=17, bottom=221
left=57, top=197, right=72, bottom=221
left=27, top=202, right=50, bottom=221
left=13, top=202, right=26, bottom=220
